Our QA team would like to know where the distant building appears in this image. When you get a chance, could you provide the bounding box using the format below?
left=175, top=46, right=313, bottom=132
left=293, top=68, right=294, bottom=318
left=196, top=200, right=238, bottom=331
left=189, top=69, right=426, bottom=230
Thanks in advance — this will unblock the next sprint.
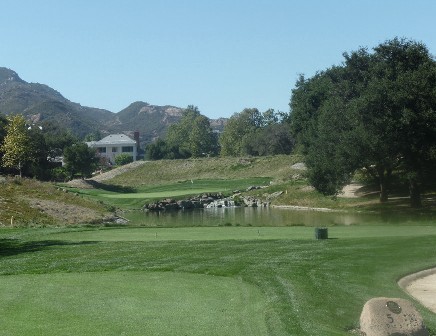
left=86, top=134, right=138, bottom=164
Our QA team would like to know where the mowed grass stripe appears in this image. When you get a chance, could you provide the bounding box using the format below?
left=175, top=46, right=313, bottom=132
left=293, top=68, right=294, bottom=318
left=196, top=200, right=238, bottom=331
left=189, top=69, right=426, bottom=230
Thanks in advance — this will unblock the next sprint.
left=100, top=188, right=224, bottom=199
left=0, top=272, right=268, bottom=336
left=40, top=225, right=436, bottom=242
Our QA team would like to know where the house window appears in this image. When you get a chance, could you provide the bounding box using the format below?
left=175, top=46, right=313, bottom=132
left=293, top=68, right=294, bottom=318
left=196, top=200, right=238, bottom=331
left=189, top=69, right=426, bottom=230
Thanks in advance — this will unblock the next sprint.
left=112, top=147, right=118, bottom=153
left=97, top=147, right=106, bottom=153
left=122, top=146, right=133, bottom=153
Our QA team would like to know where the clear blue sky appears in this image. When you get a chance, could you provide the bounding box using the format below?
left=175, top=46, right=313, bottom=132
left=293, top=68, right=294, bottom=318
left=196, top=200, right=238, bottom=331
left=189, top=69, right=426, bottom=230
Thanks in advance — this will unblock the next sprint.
left=2, top=0, right=436, bottom=119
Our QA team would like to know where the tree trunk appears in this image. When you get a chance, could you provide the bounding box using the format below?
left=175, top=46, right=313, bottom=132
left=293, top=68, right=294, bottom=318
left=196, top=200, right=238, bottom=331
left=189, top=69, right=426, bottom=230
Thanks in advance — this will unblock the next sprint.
left=377, top=166, right=391, bottom=203
left=379, top=181, right=388, bottom=202
left=409, top=178, right=422, bottom=208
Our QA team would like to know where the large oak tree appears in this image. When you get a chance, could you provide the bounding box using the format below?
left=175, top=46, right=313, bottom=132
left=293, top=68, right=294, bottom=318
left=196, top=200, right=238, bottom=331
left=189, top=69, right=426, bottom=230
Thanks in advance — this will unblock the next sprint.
left=290, top=38, right=436, bottom=207
left=166, top=105, right=218, bottom=158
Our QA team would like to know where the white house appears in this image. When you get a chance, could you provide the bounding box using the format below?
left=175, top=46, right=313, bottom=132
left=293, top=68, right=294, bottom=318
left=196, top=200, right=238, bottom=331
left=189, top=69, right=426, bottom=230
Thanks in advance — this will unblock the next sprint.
left=86, top=134, right=138, bottom=164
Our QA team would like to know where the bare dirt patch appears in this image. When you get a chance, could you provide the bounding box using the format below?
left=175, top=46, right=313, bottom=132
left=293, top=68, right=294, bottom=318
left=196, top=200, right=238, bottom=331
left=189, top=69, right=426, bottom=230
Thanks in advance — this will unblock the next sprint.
left=25, top=198, right=111, bottom=225
left=339, top=183, right=365, bottom=198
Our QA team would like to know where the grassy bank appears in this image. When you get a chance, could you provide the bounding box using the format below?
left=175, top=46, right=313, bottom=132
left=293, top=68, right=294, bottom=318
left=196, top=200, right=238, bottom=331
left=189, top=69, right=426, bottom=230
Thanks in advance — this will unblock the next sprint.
left=0, top=177, right=111, bottom=226
left=107, top=155, right=302, bottom=186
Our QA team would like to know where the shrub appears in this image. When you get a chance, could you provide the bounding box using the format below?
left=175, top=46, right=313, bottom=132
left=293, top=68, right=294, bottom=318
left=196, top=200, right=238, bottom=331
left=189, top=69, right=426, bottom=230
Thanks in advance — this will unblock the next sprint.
left=115, top=154, right=134, bottom=166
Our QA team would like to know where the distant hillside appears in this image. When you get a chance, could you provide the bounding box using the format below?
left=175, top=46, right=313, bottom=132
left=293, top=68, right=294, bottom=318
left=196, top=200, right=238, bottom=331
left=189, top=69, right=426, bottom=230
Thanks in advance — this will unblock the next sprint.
left=111, top=101, right=184, bottom=144
left=0, top=67, right=226, bottom=142
left=0, top=67, right=115, bottom=138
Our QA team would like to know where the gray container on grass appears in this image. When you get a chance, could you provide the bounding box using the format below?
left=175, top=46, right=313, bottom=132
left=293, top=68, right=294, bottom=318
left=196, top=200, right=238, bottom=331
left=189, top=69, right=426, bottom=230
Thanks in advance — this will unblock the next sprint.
left=315, top=227, right=328, bottom=239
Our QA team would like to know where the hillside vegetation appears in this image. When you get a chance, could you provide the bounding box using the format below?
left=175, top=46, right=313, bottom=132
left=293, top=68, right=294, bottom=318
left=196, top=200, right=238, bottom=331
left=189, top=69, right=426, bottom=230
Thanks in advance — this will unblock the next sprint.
left=107, top=155, right=303, bottom=187
left=0, top=177, right=112, bottom=226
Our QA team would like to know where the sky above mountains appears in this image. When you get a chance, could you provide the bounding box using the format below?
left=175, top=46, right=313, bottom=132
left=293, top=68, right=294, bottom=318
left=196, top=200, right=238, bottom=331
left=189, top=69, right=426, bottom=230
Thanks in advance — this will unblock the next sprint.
left=2, top=0, right=436, bottom=119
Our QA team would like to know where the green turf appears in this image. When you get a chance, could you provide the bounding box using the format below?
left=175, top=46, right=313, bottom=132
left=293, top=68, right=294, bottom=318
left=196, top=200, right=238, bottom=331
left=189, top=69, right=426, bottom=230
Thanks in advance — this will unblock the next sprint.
left=1, top=227, right=436, bottom=335
left=0, top=271, right=268, bottom=336
left=100, top=188, right=225, bottom=199
left=31, top=225, right=436, bottom=241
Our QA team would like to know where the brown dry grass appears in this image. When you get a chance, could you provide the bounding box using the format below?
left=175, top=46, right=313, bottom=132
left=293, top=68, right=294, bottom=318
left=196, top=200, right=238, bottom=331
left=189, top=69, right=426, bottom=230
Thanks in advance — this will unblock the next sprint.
left=0, top=177, right=112, bottom=227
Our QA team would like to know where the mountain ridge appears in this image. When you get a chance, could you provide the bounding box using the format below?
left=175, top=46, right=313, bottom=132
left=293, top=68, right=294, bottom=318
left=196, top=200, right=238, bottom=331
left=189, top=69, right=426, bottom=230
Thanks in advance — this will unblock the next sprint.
left=0, top=67, right=225, bottom=142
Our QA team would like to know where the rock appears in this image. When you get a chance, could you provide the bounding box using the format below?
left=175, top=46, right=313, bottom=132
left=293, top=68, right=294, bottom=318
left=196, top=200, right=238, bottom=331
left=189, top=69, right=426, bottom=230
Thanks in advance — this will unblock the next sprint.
left=114, top=217, right=129, bottom=225
left=144, top=193, right=268, bottom=211
left=206, top=199, right=236, bottom=208
left=360, top=297, right=428, bottom=336
left=265, top=191, right=283, bottom=201
left=291, top=162, right=307, bottom=170
left=246, top=186, right=266, bottom=192
left=177, top=200, right=194, bottom=209
left=163, top=201, right=179, bottom=211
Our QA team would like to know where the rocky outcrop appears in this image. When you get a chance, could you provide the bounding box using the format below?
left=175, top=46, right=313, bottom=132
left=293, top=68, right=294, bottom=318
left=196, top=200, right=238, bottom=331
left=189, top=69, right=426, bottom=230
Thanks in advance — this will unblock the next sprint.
left=144, top=193, right=225, bottom=211
left=143, top=190, right=272, bottom=211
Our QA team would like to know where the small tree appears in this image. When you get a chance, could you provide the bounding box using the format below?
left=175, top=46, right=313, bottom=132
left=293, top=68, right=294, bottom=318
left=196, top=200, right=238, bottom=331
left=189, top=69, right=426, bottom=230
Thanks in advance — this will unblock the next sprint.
left=63, top=143, right=99, bottom=179
left=0, top=115, right=32, bottom=177
left=0, top=114, right=7, bottom=174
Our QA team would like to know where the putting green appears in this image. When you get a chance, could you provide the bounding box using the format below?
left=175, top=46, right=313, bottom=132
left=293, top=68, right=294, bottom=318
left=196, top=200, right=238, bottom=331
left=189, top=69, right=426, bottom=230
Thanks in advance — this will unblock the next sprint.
left=0, top=271, right=268, bottom=336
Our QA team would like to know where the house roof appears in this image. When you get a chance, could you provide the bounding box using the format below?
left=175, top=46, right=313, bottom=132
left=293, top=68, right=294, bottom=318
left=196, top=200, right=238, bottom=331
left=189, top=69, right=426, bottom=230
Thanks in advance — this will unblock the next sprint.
left=87, top=134, right=136, bottom=146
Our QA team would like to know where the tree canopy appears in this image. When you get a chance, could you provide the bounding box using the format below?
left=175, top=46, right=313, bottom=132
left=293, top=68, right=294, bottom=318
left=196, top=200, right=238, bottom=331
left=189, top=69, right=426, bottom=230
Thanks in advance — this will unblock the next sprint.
left=147, top=105, right=218, bottom=160
left=63, top=143, right=99, bottom=179
left=290, top=38, right=436, bottom=206
left=115, top=153, right=134, bottom=166
left=220, top=108, right=293, bottom=156
left=0, top=115, right=34, bottom=177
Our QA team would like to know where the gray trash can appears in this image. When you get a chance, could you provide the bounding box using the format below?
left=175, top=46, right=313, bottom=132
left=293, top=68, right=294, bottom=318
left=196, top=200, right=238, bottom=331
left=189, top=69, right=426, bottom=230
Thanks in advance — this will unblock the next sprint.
left=315, top=227, right=328, bottom=240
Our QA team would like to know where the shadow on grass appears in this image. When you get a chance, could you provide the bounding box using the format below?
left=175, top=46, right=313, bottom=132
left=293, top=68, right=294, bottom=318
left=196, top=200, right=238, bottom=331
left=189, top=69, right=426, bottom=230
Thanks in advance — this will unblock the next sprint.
left=0, top=239, right=98, bottom=257
left=85, top=180, right=136, bottom=193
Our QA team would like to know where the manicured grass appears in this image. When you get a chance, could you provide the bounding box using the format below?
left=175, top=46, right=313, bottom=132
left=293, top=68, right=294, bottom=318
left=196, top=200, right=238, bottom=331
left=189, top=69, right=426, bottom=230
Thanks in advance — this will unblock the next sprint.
left=29, top=225, right=436, bottom=242
left=0, top=272, right=268, bottom=336
left=1, top=227, right=436, bottom=335
left=101, top=188, right=224, bottom=199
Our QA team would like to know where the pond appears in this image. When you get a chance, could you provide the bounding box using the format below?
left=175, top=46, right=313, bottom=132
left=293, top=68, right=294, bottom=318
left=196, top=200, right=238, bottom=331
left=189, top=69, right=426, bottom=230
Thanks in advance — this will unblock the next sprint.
left=132, top=207, right=436, bottom=227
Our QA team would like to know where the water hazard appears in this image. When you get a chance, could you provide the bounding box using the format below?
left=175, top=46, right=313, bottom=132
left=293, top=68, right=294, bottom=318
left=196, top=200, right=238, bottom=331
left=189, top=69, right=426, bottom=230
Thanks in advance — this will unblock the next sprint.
left=138, top=207, right=436, bottom=227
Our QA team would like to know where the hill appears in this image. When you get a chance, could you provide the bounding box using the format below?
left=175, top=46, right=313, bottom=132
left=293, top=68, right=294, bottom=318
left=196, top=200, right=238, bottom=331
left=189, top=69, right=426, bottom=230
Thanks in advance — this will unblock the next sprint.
left=112, top=101, right=184, bottom=144
left=105, top=155, right=301, bottom=187
left=0, top=177, right=113, bottom=226
left=0, top=67, right=115, bottom=138
left=0, top=67, right=225, bottom=142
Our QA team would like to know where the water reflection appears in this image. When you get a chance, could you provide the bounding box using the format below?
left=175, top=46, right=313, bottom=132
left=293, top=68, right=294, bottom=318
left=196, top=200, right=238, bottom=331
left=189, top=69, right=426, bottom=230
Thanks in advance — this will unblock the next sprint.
left=139, top=207, right=419, bottom=227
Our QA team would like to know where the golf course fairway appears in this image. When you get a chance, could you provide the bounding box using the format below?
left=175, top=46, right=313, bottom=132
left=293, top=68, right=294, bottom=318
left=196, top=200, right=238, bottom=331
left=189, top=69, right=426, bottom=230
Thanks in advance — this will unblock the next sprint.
left=0, top=271, right=268, bottom=336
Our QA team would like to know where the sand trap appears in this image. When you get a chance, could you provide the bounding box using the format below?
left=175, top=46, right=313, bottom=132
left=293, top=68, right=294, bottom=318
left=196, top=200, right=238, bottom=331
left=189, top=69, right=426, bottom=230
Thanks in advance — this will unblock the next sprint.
left=399, top=268, right=436, bottom=314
